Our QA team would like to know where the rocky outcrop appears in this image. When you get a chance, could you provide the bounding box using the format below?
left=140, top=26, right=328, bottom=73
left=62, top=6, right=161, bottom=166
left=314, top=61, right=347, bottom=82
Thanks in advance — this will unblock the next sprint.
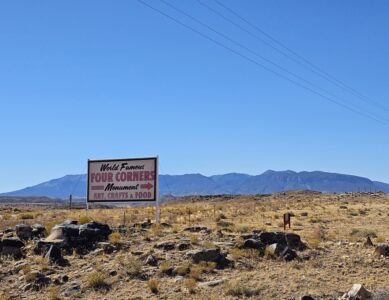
left=36, top=220, right=112, bottom=254
left=0, top=237, right=25, bottom=258
left=186, top=248, right=232, bottom=269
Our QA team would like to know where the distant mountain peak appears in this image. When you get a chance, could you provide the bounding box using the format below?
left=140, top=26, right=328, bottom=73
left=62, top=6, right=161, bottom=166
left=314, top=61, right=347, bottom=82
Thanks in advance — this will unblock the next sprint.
left=2, top=170, right=388, bottom=198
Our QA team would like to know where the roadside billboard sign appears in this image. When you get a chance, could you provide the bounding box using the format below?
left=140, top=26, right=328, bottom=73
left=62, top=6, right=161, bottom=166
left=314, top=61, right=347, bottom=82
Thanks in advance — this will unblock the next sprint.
left=87, top=157, right=158, bottom=202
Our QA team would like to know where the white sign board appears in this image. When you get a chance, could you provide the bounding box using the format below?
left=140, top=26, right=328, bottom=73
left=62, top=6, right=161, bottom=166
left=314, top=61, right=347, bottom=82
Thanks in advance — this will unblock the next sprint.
left=87, top=157, right=157, bottom=202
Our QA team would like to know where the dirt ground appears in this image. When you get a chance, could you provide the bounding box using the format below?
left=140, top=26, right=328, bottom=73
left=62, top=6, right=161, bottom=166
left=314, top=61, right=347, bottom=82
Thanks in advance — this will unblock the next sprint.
left=0, top=191, right=388, bottom=299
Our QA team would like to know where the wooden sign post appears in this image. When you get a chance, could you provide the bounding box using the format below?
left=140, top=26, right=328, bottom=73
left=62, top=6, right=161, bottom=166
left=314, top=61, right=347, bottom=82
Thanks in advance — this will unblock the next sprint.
left=283, top=212, right=291, bottom=230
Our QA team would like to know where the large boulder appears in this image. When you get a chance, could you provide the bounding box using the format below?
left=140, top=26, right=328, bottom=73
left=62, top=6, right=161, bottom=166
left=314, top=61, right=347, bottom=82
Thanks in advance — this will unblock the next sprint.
left=1, top=238, right=25, bottom=258
left=285, top=233, right=307, bottom=251
left=16, top=224, right=33, bottom=240
left=44, top=244, right=63, bottom=263
left=266, top=243, right=298, bottom=261
left=32, top=224, right=46, bottom=238
left=79, top=221, right=111, bottom=243
left=186, top=248, right=232, bottom=269
left=341, top=283, right=372, bottom=300
left=258, top=232, right=286, bottom=245
left=256, top=232, right=306, bottom=251
left=37, top=220, right=111, bottom=254
left=374, top=244, right=389, bottom=257
left=154, top=241, right=175, bottom=251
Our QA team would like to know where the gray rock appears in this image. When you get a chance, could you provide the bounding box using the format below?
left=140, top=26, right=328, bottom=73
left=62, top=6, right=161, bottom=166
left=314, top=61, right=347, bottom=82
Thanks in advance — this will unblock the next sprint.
left=300, top=296, right=315, bottom=300
left=145, top=254, right=158, bottom=266
left=186, top=248, right=232, bottom=269
left=258, top=232, right=286, bottom=245
left=242, top=239, right=264, bottom=251
left=266, top=243, right=298, bottom=261
left=177, top=242, right=190, bottom=251
left=31, top=224, right=46, bottom=238
left=184, top=226, right=210, bottom=233
left=285, top=233, right=307, bottom=251
left=1, top=237, right=25, bottom=258
left=198, top=279, right=225, bottom=287
left=374, top=244, right=389, bottom=257
left=155, top=241, right=175, bottom=251
left=16, top=224, right=33, bottom=240
left=62, top=281, right=81, bottom=297
left=44, top=244, right=62, bottom=263
left=341, top=283, right=372, bottom=300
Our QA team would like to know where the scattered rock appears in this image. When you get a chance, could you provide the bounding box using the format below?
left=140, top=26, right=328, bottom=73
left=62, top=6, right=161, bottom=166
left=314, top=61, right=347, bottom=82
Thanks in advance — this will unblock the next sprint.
left=62, top=281, right=81, bottom=297
left=155, top=241, right=175, bottom=251
left=184, top=226, right=210, bottom=233
left=374, top=244, right=389, bottom=257
left=39, top=220, right=112, bottom=253
left=44, top=244, right=63, bottom=264
left=97, top=242, right=115, bottom=254
left=198, top=279, right=225, bottom=287
left=285, top=233, right=307, bottom=251
left=177, top=242, right=190, bottom=251
left=186, top=248, right=232, bottom=269
left=1, top=237, right=25, bottom=258
left=242, top=238, right=264, bottom=250
left=341, top=283, right=372, bottom=300
left=364, top=236, right=374, bottom=247
left=25, top=271, right=51, bottom=291
left=145, top=254, right=158, bottom=266
left=300, top=296, right=315, bottom=300
left=16, top=224, right=33, bottom=240
left=266, top=243, right=298, bottom=261
left=31, top=224, right=46, bottom=238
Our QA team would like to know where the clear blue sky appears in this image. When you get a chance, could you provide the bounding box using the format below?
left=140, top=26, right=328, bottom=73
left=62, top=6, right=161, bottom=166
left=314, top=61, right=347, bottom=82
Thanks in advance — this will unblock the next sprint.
left=1, top=0, right=388, bottom=192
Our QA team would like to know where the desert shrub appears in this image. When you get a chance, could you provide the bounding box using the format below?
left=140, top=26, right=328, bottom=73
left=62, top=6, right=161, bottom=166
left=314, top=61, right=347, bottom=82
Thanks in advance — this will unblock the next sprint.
left=85, top=271, right=110, bottom=290
left=48, top=286, right=61, bottom=300
left=184, top=278, right=197, bottom=294
left=189, top=234, right=199, bottom=245
left=147, top=278, right=159, bottom=294
left=197, top=261, right=216, bottom=273
left=225, top=280, right=261, bottom=297
left=159, top=261, right=172, bottom=274
left=202, top=241, right=215, bottom=249
left=34, top=257, right=50, bottom=270
left=108, top=232, right=121, bottom=245
left=307, top=227, right=325, bottom=248
left=122, top=256, right=143, bottom=278
left=150, top=224, right=163, bottom=236
left=375, top=236, right=385, bottom=243
left=189, top=265, right=203, bottom=280
left=79, top=215, right=93, bottom=224
left=217, top=220, right=234, bottom=228
left=20, top=213, right=34, bottom=220
left=230, top=248, right=259, bottom=259
left=350, top=228, right=377, bottom=238
left=216, top=213, right=227, bottom=221
left=175, top=263, right=190, bottom=276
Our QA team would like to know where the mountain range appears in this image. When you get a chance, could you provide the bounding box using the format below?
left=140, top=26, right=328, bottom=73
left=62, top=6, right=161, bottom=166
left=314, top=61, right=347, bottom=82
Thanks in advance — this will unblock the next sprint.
left=2, top=170, right=389, bottom=199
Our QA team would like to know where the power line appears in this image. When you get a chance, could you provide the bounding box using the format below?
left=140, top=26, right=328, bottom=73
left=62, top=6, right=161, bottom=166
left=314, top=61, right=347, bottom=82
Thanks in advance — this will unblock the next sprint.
left=209, top=0, right=389, bottom=113
left=137, top=0, right=388, bottom=126
left=158, top=0, right=389, bottom=124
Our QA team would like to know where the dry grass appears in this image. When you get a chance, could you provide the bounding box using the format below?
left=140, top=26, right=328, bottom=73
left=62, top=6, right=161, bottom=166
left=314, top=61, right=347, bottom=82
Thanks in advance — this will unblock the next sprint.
left=147, top=278, right=159, bottom=294
left=1, top=192, right=388, bottom=300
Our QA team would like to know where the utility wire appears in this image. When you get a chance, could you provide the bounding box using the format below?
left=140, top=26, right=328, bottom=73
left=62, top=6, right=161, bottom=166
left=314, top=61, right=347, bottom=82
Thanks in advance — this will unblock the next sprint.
left=209, top=0, right=389, bottom=113
left=158, top=0, right=389, bottom=124
left=137, top=0, right=388, bottom=126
